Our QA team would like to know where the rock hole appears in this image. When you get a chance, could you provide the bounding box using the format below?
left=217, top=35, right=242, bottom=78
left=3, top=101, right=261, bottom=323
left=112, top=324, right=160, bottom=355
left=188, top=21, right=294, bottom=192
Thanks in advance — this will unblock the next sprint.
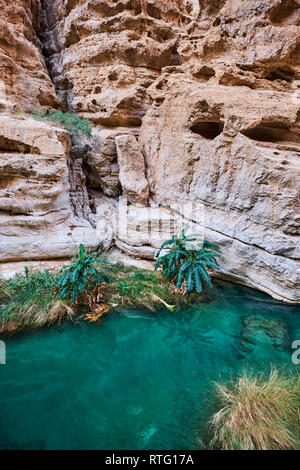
left=192, top=66, right=215, bottom=81
left=147, top=4, right=162, bottom=19
left=190, top=121, right=224, bottom=139
left=265, top=67, right=294, bottom=83
left=269, top=0, right=300, bottom=26
left=0, top=176, right=19, bottom=189
left=134, top=6, right=142, bottom=15
left=155, top=97, right=165, bottom=105
left=0, top=136, right=39, bottom=154
left=108, top=71, right=118, bottom=81
left=242, top=123, right=300, bottom=144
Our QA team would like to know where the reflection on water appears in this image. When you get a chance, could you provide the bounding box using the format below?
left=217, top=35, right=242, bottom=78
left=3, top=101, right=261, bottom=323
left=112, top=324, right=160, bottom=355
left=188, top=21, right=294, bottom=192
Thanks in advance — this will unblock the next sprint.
left=0, top=280, right=299, bottom=449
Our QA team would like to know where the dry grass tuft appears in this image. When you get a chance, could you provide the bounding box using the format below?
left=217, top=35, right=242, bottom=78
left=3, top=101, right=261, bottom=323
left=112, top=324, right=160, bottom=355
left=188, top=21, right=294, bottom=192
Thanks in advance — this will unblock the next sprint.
left=0, top=270, right=76, bottom=334
left=42, top=301, right=75, bottom=325
left=209, top=369, right=300, bottom=450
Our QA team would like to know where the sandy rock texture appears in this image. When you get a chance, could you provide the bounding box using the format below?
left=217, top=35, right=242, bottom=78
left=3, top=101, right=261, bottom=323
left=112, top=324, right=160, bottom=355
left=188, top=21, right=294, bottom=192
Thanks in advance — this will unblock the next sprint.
left=39, top=0, right=190, bottom=122
left=0, top=0, right=59, bottom=112
left=115, top=134, right=149, bottom=205
left=0, top=0, right=299, bottom=302
left=0, top=115, right=100, bottom=262
left=139, top=77, right=300, bottom=301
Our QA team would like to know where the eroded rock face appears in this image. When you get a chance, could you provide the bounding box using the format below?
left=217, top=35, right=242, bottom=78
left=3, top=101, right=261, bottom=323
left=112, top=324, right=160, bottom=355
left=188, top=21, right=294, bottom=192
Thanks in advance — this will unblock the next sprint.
left=0, top=0, right=59, bottom=112
left=0, top=0, right=299, bottom=302
left=115, top=134, right=149, bottom=205
left=138, top=76, right=300, bottom=301
left=86, top=127, right=139, bottom=197
left=115, top=203, right=182, bottom=259
left=39, top=0, right=187, bottom=123
left=0, top=116, right=100, bottom=261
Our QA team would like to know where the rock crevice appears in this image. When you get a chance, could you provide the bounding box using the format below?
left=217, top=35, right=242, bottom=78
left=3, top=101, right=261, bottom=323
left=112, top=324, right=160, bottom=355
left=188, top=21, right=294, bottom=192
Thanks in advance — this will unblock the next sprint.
left=0, top=0, right=299, bottom=302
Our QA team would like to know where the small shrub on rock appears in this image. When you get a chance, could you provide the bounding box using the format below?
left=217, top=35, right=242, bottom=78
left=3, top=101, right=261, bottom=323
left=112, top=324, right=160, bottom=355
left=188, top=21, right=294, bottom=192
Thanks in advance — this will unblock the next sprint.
left=33, top=109, right=92, bottom=137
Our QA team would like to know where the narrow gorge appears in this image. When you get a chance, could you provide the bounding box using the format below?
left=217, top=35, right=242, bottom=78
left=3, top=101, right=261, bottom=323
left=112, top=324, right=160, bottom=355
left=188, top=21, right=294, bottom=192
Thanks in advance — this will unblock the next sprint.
left=0, top=0, right=299, bottom=303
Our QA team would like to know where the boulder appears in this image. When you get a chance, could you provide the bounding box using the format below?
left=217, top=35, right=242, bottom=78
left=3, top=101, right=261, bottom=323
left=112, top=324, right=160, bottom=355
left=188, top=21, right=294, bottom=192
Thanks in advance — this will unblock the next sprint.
left=239, top=316, right=290, bottom=359
left=0, top=116, right=100, bottom=262
left=115, top=134, right=149, bottom=206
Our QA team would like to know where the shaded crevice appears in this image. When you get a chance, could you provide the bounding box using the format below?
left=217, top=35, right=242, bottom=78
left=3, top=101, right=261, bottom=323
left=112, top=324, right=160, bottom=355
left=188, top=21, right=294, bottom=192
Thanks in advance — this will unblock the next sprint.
left=190, top=121, right=224, bottom=139
left=38, top=0, right=99, bottom=224
left=0, top=208, right=28, bottom=216
left=192, top=66, right=215, bottom=81
left=242, top=123, right=300, bottom=144
left=0, top=136, right=40, bottom=154
left=265, top=67, right=295, bottom=83
left=269, top=0, right=300, bottom=26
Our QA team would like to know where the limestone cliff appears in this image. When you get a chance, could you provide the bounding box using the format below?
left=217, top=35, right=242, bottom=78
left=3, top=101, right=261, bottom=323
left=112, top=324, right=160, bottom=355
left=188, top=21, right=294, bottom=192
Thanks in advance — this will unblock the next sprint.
left=0, top=0, right=299, bottom=302
left=0, top=0, right=59, bottom=112
left=0, top=115, right=100, bottom=262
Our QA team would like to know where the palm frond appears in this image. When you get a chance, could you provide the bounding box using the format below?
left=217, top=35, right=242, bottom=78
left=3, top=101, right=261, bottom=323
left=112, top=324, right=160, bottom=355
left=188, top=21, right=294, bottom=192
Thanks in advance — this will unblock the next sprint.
left=154, top=229, right=221, bottom=295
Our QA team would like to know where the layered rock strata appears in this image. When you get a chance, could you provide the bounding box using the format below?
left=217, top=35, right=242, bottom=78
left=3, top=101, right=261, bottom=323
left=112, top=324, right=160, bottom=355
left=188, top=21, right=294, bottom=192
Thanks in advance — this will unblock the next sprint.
left=0, top=0, right=59, bottom=112
left=0, top=0, right=299, bottom=302
left=115, top=134, right=149, bottom=205
left=0, top=115, right=100, bottom=262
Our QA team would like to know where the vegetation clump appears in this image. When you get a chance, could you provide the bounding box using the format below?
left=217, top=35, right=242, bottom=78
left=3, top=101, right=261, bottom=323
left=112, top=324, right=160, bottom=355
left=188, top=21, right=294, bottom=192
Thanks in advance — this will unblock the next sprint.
left=100, top=265, right=196, bottom=311
left=0, top=267, right=74, bottom=334
left=0, top=231, right=221, bottom=334
left=33, top=109, right=92, bottom=137
left=155, top=227, right=221, bottom=293
left=0, top=254, right=202, bottom=334
left=57, top=244, right=111, bottom=304
left=209, top=369, right=300, bottom=450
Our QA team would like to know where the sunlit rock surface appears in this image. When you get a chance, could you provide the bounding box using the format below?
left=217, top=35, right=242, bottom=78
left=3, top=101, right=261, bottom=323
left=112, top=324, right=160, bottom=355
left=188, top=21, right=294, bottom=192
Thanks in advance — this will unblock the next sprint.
left=0, top=0, right=59, bottom=112
left=0, top=0, right=299, bottom=302
left=116, top=134, right=149, bottom=205
left=0, top=115, right=100, bottom=261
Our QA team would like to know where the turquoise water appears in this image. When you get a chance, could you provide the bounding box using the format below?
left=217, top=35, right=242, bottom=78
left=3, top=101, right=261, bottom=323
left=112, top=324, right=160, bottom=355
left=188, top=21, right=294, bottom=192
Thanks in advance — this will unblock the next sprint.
left=0, top=280, right=299, bottom=450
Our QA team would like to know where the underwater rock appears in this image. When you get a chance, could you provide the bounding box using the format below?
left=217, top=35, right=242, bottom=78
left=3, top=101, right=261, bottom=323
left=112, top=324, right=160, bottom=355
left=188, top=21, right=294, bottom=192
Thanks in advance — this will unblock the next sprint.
left=240, top=316, right=290, bottom=358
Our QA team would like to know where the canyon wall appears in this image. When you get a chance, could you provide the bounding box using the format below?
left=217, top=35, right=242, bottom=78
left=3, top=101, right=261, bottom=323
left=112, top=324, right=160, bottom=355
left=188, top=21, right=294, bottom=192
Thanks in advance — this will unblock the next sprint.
left=0, top=0, right=299, bottom=302
left=0, top=0, right=59, bottom=112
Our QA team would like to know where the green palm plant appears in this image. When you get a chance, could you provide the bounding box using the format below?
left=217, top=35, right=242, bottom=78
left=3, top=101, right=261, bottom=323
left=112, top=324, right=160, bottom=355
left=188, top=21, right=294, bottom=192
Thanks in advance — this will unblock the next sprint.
left=57, top=244, right=112, bottom=303
left=155, top=227, right=221, bottom=293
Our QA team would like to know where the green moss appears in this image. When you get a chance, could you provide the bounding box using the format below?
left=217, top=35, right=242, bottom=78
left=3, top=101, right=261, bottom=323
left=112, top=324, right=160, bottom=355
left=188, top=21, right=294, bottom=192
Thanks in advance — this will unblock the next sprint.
left=32, top=109, right=92, bottom=137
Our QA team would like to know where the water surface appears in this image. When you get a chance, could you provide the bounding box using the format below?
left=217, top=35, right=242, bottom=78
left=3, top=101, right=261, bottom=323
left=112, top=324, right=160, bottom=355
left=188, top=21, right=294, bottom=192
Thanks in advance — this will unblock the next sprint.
left=0, top=280, right=299, bottom=449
